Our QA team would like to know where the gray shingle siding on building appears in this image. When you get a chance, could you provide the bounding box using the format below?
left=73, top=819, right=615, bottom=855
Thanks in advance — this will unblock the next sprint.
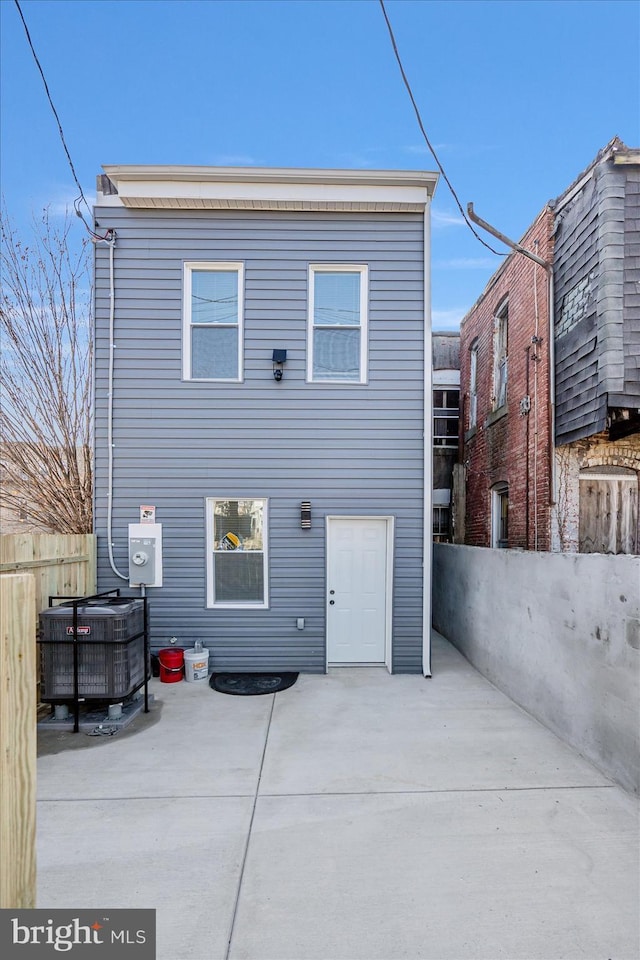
left=554, top=311, right=602, bottom=439
left=554, top=172, right=602, bottom=444
left=623, top=168, right=640, bottom=403
left=94, top=208, right=427, bottom=673
left=554, top=155, right=640, bottom=445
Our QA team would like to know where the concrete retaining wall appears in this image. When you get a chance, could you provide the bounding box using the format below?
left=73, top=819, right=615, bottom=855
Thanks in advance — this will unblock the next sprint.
left=432, top=544, right=640, bottom=793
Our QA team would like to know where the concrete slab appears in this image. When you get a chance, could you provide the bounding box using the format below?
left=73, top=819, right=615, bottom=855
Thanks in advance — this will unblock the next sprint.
left=37, top=796, right=253, bottom=960
left=260, top=643, right=611, bottom=795
left=35, top=634, right=639, bottom=960
left=37, top=692, right=153, bottom=732
left=229, top=788, right=639, bottom=960
left=37, top=678, right=271, bottom=800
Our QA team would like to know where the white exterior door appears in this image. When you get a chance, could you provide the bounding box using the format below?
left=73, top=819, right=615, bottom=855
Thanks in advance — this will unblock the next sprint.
left=326, top=517, right=391, bottom=666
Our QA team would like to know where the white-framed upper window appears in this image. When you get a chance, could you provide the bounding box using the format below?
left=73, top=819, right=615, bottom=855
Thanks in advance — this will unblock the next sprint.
left=308, top=264, right=368, bottom=383
left=469, top=341, right=478, bottom=428
left=206, top=498, right=268, bottom=608
left=183, top=262, right=244, bottom=381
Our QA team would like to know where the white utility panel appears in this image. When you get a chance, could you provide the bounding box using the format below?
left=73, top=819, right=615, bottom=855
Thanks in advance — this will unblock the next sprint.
left=128, top=523, right=163, bottom=587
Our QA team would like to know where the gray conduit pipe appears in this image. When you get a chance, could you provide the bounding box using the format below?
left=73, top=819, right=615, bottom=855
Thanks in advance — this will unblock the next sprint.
left=106, top=236, right=128, bottom=580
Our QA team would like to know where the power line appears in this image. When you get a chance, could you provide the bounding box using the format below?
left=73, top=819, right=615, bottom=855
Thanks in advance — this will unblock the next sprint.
left=378, top=0, right=505, bottom=258
left=13, top=0, right=104, bottom=239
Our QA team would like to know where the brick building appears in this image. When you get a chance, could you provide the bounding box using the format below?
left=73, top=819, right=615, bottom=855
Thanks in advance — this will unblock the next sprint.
left=457, top=209, right=554, bottom=549
left=457, top=138, right=639, bottom=554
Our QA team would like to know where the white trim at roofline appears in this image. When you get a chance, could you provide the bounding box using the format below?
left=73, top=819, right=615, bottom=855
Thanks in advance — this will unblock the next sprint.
left=97, top=165, right=438, bottom=212
left=102, top=164, right=438, bottom=188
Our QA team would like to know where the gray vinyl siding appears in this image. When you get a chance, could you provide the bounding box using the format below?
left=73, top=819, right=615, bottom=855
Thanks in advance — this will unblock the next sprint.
left=554, top=157, right=639, bottom=444
left=93, top=209, right=426, bottom=673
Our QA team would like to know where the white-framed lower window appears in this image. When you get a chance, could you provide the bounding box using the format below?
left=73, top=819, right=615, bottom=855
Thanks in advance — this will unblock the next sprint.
left=308, top=264, right=368, bottom=383
left=183, top=262, right=244, bottom=381
left=206, top=498, right=268, bottom=608
left=491, top=482, right=509, bottom=548
left=432, top=505, right=451, bottom=542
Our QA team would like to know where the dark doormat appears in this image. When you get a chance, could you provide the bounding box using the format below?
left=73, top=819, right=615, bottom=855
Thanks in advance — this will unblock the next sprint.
left=209, top=672, right=299, bottom=696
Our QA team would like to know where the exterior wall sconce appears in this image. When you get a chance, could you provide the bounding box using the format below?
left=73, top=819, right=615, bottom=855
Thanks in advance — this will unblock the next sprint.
left=272, top=349, right=287, bottom=381
left=300, top=501, right=311, bottom=529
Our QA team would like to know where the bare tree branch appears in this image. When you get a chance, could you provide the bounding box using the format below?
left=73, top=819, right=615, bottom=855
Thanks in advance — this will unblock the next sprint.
left=0, top=208, right=93, bottom=533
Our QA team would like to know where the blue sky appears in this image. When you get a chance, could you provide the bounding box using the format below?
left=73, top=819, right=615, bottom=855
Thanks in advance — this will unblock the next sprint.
left=1, top=0, right=638, bottom=329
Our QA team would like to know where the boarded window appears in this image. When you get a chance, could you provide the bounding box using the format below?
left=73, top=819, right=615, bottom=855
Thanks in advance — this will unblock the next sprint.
left=469, top=342, right=478, bottom=428
left=492, top=301, right=508, bottom=410
left=579, top=468, right=638, bottom=554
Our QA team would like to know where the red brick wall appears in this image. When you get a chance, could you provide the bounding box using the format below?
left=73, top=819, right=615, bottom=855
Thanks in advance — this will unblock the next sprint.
left=459, top=208, right=554, bottom=550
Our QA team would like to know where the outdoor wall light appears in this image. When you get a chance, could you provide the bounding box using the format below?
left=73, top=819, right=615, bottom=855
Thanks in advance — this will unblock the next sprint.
left=300, top=501, right=311, bottom=529
left=272, top=349, right=287, bottom=381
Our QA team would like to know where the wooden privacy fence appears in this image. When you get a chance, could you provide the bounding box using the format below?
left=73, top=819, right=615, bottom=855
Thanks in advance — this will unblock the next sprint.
left=0, top=536, right=96, bottom=907
left=0, top=533, right=97, bottom=709
left=0, top=574, right=36, bottom=907
left=0, top=534, right=97, bottom=612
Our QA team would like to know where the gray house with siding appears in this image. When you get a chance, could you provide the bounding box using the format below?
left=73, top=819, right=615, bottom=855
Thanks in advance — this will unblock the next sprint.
left=553, top=138, right=640, bottom=445
left=93, top=165, right=438, bottom=674
left=551, top=138, right=640, bottom=553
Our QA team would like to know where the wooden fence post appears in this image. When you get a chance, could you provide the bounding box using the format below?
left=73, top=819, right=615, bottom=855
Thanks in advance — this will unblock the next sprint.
left=0, top=573, right=37, bottom=908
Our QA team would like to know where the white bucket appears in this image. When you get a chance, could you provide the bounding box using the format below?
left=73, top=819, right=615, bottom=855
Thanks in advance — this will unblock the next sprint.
left=183, top=647, right=210, bottom=682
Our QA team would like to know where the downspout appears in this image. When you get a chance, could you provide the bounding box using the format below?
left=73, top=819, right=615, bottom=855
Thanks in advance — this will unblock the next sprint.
left=466, top=205, right=557, bottom=514
left=423, top=197, right=433, bottom=677
left=106, top=235, right=128, bottom=580
left=524, top=344, right=531, bottom=548
left=548, top=270, right=556, bottom=505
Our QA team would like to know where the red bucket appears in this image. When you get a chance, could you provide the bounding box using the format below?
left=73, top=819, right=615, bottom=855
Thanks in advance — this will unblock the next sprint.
left=158, top=647, right=184, bottom=683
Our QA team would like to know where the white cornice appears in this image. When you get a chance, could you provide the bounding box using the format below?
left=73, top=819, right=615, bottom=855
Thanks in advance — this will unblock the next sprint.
left=102, top=164, right=438, bottom=188
left=97, top=165, right=438, bottom=211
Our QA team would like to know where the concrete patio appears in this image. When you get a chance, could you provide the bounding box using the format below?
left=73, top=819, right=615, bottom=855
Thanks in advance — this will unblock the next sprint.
left=36, top=632, right=639, bottom=960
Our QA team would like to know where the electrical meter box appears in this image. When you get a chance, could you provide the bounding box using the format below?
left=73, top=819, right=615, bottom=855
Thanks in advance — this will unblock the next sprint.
left=128, top=523, right=163, bottom=587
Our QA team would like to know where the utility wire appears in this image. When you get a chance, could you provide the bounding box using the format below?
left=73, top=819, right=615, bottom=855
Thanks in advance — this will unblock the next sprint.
left=378, top=0, right=505, bottom=257
left=13, top=0, right=106, bottom=240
